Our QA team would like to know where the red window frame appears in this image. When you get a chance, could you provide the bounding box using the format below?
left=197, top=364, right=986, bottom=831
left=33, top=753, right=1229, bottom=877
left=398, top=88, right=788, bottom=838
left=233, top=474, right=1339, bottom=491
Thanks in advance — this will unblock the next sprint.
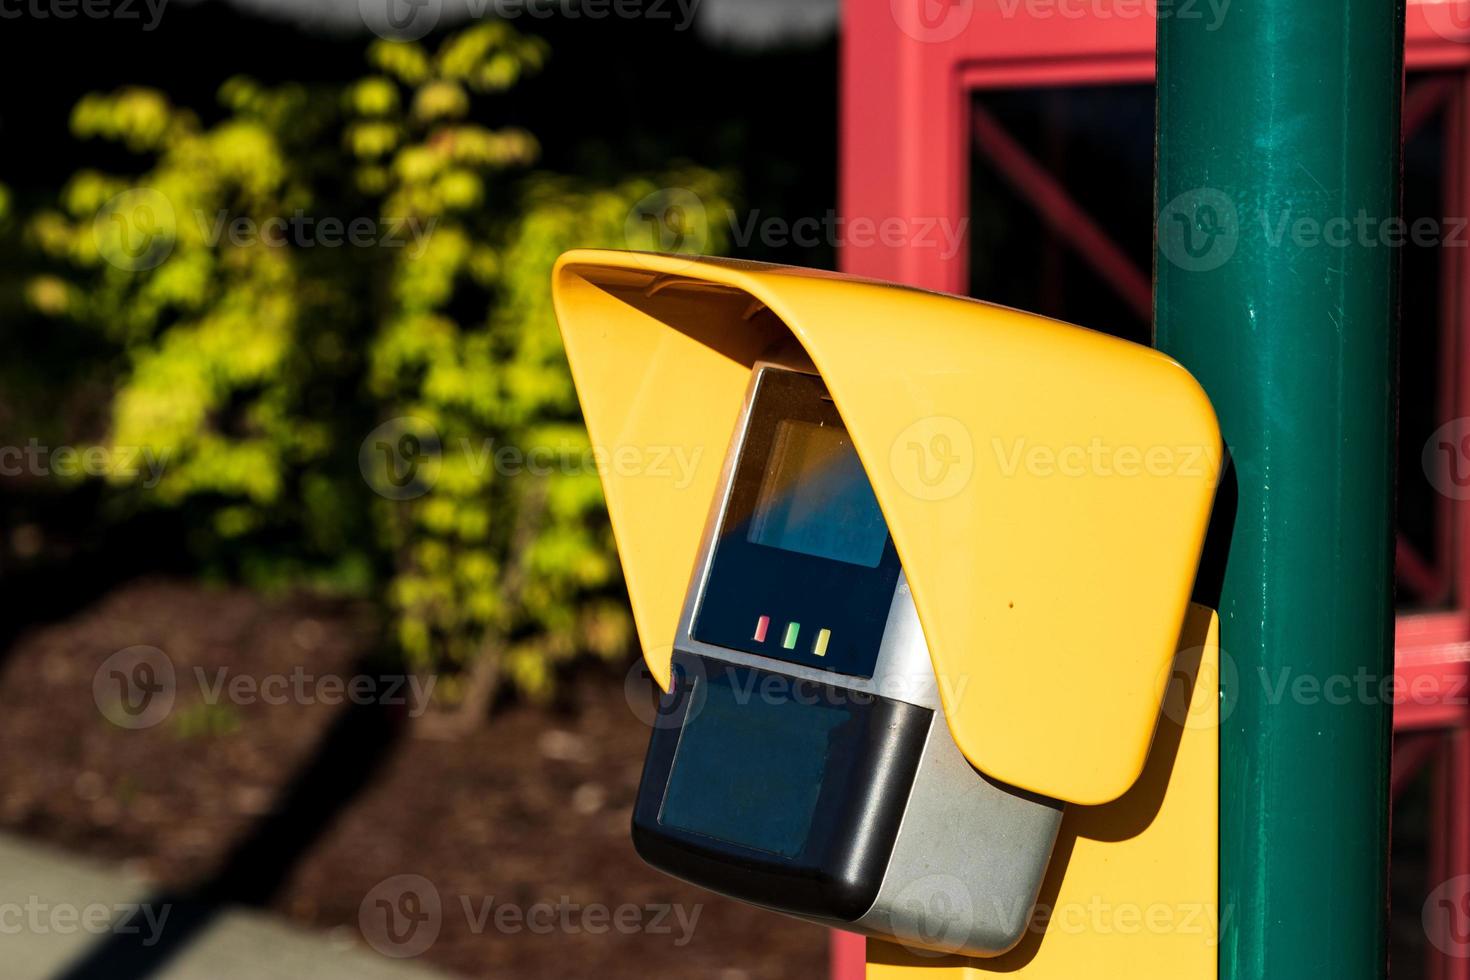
left=837, top=4, right=1470, bottom=976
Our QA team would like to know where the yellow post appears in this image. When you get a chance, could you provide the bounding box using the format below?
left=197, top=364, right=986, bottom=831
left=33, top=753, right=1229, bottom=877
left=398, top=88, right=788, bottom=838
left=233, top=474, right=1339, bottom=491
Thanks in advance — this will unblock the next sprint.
left=870, top=604, right=1219, bottom=979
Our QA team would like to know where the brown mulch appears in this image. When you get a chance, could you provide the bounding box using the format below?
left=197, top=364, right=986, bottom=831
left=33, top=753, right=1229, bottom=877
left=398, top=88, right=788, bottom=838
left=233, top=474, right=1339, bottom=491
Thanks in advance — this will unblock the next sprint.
left=0, top=578, right=829, bottom=979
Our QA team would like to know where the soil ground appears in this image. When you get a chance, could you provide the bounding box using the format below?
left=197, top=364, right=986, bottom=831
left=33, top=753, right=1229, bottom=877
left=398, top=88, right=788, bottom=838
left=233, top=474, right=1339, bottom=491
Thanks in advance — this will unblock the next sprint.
left=0, top=578, right=829, bottom=980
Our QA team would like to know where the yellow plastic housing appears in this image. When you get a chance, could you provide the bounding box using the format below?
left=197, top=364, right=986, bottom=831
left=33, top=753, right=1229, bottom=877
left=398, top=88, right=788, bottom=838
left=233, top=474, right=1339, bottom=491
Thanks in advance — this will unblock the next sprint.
left=551, top=250, right=1221, bottom=806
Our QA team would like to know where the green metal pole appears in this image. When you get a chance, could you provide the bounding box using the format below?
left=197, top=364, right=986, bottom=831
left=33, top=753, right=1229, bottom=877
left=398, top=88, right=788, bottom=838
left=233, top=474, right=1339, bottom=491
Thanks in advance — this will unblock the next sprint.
left=1155, top=2, right=1403, bottom=978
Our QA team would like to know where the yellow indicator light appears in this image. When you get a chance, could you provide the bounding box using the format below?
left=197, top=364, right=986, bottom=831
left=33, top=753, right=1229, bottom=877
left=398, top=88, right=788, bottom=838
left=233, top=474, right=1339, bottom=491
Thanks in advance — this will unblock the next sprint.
left=782, top=622, right=800, bottom=649
left=814, top=629, right=831, bottom=657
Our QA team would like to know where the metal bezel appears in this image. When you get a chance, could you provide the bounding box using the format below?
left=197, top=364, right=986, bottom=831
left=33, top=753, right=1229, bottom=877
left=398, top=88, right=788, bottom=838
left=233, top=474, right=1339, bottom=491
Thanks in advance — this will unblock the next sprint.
left=674, top=364, right=940, bottom=709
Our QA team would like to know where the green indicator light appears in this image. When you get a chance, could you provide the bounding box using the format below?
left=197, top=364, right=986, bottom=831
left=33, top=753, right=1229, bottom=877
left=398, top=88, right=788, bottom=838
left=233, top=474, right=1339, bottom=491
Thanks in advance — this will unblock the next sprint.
left=782, top=622, right=801, bottom=650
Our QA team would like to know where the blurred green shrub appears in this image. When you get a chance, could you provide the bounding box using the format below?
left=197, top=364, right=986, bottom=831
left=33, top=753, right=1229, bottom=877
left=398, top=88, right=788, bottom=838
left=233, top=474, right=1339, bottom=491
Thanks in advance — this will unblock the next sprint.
left=22, top=23, right=734, bottom=723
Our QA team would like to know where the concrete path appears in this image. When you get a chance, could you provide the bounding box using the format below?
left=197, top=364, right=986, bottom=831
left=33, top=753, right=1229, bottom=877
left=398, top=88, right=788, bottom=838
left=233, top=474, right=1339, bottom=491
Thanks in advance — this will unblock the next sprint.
left=0, top=835, right=451, bottom=980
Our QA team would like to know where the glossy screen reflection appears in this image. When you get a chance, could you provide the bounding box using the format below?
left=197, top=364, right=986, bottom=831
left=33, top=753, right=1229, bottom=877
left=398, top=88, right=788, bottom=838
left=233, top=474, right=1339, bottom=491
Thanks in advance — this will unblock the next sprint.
left=747, top=420, right=887, bottom=568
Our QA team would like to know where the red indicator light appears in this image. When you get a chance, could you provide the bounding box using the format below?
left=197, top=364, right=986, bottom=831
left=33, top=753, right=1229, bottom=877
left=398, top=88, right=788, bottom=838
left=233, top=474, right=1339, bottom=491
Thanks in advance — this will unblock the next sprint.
left=753, top=615, right=770, bottom=642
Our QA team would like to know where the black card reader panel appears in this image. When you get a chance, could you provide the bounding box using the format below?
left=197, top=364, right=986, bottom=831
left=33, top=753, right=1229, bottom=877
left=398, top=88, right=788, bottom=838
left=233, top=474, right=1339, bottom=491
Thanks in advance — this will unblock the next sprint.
left=632, top=652, right=932, bottom=922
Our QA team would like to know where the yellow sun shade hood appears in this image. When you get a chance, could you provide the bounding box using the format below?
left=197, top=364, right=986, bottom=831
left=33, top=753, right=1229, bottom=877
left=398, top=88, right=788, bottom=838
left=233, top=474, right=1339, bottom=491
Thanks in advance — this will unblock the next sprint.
left=551, top=250, right=1222, bottom=806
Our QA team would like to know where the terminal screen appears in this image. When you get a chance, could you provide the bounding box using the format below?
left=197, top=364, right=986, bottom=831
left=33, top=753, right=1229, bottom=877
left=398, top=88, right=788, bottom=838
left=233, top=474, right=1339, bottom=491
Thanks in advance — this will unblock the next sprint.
left=659, top=667, right=849, bottom=858
left=748, top=421, right=887, bottom=569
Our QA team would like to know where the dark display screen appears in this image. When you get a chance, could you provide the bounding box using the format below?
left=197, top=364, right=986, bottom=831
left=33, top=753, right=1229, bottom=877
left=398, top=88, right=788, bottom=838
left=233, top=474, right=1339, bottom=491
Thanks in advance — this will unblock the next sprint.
left=692, top=368, right=902, bottom=677
left=747, top=421, right=888, bottom=568
left=659, top=667, right=849, bottom=857
left=633, top=654, right=933, bottom=922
